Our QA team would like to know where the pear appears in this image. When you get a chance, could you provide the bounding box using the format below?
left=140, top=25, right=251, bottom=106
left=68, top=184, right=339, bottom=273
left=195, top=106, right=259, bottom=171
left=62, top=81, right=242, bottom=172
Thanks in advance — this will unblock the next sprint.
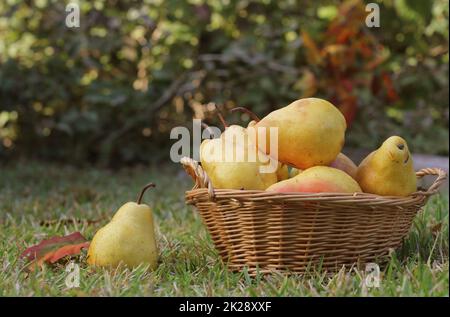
left=356, top=136, right=417, bottom=196
left=230, top=107, right=288, bottom=182
left=200, top=128, right=278, bottom=190
left=87, top=183, right=158, bottom=269
left=254, top=98, right=346, bottom=169
left=329, top=153, right=357, bottom=179
left=267, top=166, right=362, bottom=194
left=277, top=164, right=289, bottom=181
left=200, top=108, right=280, bottom=190
left=289, top=167, right=302, bottom=178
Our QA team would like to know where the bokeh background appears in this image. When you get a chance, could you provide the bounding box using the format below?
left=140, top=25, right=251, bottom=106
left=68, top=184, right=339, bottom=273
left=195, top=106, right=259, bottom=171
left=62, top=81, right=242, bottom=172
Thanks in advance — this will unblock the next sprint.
left=0, top=0, right=448, bottom=167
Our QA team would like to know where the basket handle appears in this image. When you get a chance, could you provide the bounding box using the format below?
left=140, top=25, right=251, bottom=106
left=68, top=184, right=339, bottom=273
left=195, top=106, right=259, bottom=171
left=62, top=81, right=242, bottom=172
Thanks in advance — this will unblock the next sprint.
left=180, top=157, right=215, bottom=199
left=414, top=168, right=447, bottom=196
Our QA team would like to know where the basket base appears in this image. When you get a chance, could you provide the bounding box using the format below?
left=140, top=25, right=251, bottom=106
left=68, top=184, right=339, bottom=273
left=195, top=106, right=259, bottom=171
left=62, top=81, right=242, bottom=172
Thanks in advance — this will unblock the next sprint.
left=225, top=256, right=391, bottom=276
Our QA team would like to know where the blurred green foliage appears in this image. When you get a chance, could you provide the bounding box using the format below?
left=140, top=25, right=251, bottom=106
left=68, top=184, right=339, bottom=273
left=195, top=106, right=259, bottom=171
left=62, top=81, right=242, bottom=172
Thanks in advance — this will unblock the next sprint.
left=0, top=0, right=448, bottom=166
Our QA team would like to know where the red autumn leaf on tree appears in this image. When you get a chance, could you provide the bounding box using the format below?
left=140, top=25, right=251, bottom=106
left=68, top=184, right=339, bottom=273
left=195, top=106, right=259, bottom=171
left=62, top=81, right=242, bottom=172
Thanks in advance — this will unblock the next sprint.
left=20, top=232, right=89, bottom=271
left=382, top=72, right=399, bottom=102
left=301, top=31, right=323, bottom=66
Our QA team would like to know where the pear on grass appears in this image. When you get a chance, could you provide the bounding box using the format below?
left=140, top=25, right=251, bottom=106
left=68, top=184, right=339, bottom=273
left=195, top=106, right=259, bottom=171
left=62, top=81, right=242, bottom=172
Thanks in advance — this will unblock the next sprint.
left=356, top=136, right=417, bottom=196
left=87, top=183, right=158, bottom=270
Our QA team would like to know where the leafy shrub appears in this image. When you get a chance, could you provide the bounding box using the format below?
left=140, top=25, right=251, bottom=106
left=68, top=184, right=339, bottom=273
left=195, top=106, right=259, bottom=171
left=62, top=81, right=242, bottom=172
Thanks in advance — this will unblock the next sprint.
left=0, top=0, right=448, bottom=166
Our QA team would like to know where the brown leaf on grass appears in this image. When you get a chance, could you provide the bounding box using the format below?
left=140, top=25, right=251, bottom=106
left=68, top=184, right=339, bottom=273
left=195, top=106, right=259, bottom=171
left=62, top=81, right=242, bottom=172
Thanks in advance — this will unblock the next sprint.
left=20, top=232, right=90, bottom=271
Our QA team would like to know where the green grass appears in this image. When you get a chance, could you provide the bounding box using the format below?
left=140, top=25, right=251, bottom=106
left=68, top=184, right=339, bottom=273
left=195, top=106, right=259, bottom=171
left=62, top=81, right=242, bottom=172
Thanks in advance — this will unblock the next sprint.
left=0, top=161, right=448, bottom=296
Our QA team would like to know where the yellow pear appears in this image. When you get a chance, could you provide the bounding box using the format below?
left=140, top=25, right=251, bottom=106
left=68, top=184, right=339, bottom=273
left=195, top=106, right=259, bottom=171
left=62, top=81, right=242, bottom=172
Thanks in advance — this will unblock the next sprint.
left=87, top=184, right=158, bottom=269
left=277, top=163, right=289, bottom=181
left=200, top=126, right=278, bottom=189
left=254, top=98, right=346, bottom=169
left=229, top=107, right=288, bottom=182
left=329, top=153, right=357, bottom=179
left=356, top=136, right=417, bottom=196
left=289, top=167, right=302, bottom=178
left=267, top=166, right=362, bottom=193
left=248, top=120, right=257, bottom=128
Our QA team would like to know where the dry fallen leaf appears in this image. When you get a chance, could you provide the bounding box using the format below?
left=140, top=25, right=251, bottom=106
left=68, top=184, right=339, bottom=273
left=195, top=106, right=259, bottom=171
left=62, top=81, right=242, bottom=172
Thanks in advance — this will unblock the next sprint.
left=20, top=232, right=89, bottom=271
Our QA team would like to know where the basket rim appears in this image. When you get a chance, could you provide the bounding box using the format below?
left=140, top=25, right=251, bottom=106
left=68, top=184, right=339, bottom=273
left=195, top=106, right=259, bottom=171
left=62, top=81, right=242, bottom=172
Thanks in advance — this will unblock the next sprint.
left=181, top=157, right=447, bottom=204
left=184, top=187, right=428, bottom=206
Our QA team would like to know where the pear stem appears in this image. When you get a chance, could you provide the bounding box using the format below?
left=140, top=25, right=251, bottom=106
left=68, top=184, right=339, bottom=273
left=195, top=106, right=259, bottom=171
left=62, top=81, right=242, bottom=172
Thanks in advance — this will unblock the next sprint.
left=214, top=104, right=228, bottom=129
left=230, top=107, right=261, bottom=122
left=137, top=183, right=156, bottom=204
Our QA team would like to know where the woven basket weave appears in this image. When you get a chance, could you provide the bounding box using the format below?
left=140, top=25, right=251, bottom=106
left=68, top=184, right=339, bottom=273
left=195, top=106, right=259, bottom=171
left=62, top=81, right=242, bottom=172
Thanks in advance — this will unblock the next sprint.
left=181, top=157, right=447, bottom=274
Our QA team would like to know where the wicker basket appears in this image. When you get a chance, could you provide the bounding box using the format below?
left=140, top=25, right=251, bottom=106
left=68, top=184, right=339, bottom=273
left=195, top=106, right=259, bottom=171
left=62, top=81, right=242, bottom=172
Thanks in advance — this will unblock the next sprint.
left=181, top=157, right=447, bottom=274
